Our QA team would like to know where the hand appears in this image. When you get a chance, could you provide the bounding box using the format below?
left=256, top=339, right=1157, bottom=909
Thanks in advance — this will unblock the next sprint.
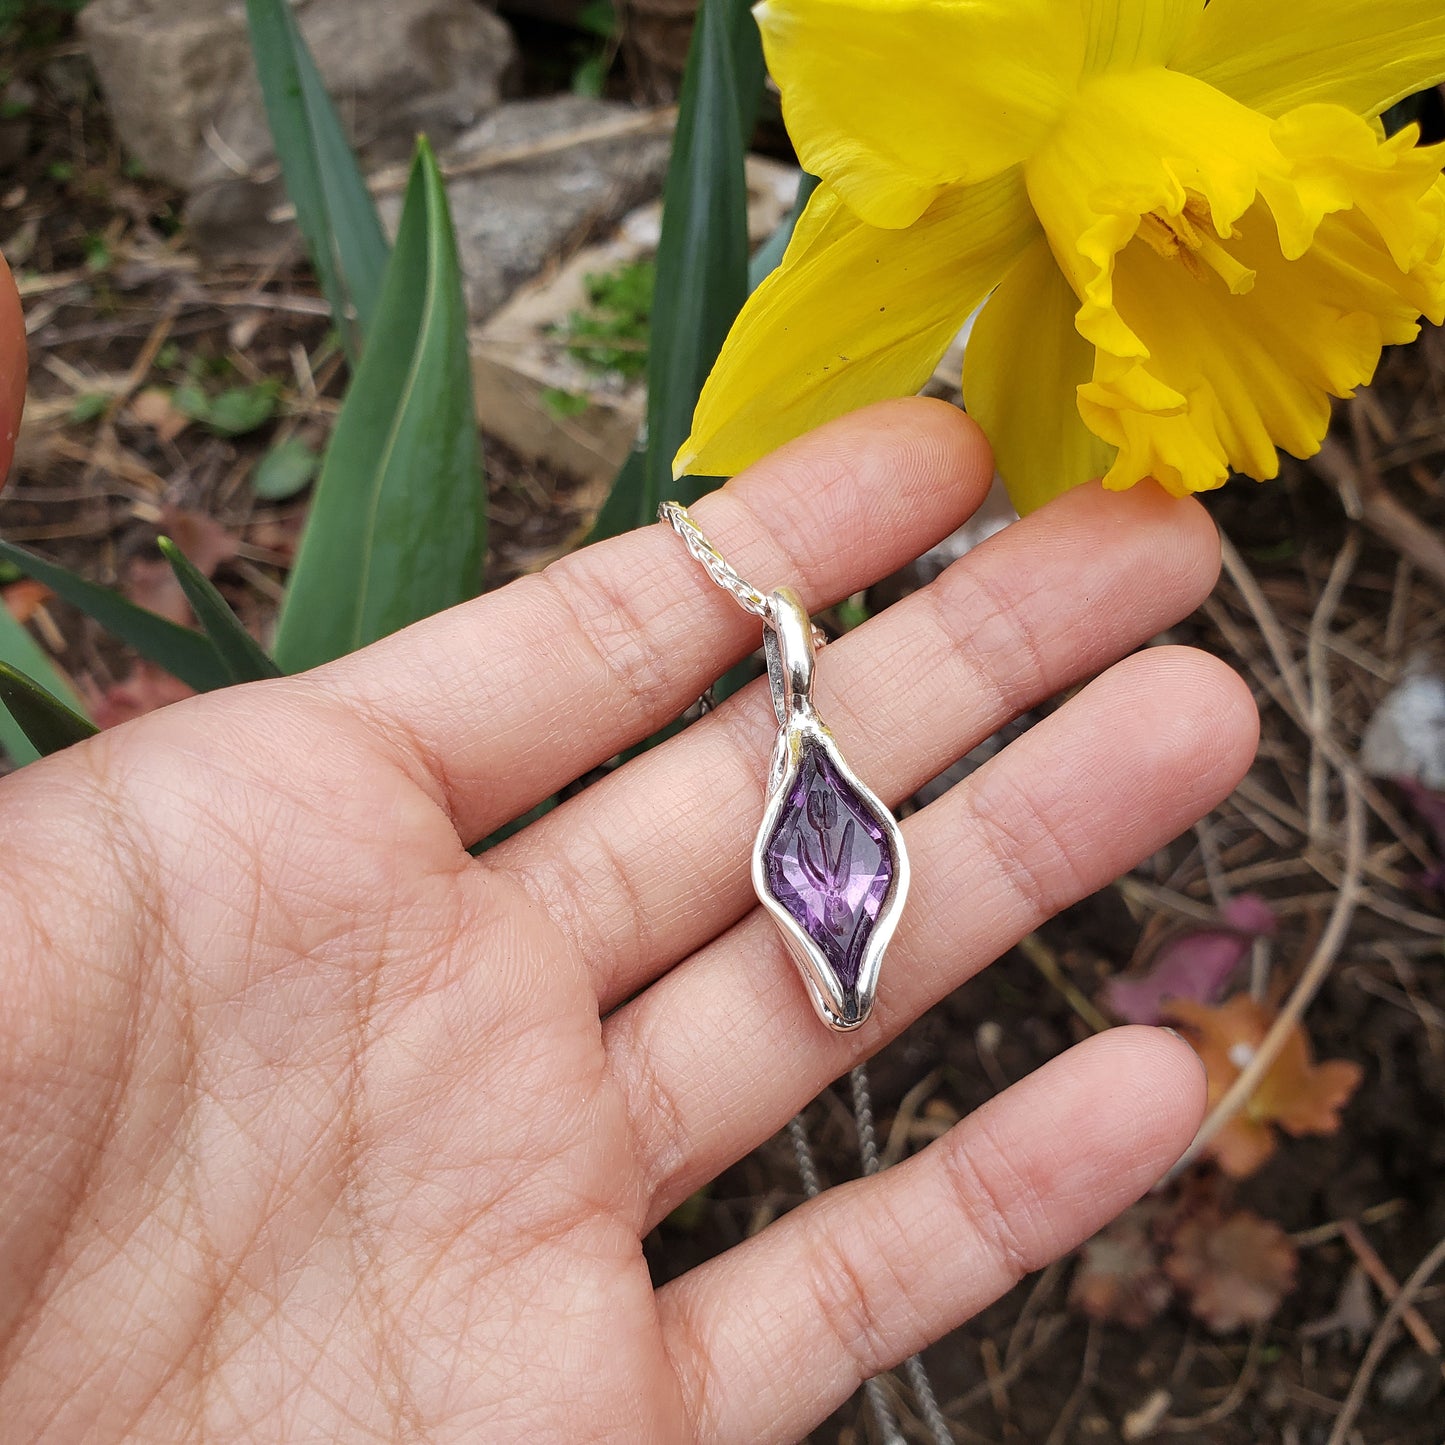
left=0, top=401, right=1255, bottom=1443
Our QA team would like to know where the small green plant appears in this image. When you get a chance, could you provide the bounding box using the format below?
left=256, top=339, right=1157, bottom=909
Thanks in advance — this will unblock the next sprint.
left=559, top=260, right=654, bottom=380
left=541, top=387, right=590, bottom=420
left=174, top=379, right=282, bottom=438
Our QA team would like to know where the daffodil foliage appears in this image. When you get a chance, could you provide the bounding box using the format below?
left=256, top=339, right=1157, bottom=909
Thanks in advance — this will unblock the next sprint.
left=677, top=0, right=1445, bottom=511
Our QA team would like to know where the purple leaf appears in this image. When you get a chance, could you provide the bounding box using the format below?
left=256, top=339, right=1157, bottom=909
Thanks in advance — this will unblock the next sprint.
left=1104, top=894, right=1277, bottom=1026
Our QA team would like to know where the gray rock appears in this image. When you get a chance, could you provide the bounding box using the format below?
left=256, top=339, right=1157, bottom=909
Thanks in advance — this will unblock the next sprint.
left=79, top=0, right=250, bottom=187
left=1361, top=667, right=1445, bottom=789
left=415, top=96, right=674, bottom=320
left=80, top=0, right=518, bottom=253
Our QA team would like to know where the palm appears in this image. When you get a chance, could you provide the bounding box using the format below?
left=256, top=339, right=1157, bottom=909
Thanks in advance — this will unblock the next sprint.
left=0, top=403, right=1255, bottom=1443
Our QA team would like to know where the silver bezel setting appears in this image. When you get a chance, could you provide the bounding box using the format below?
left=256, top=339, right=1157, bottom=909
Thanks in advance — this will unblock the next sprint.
left=750, top=587, right=909, bottom=1032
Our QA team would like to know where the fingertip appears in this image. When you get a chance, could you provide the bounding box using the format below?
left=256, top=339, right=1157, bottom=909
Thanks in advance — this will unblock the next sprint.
left=731, top=397, right=996, bottom=541
left=1061, top=1024, right=1209, bottom=1181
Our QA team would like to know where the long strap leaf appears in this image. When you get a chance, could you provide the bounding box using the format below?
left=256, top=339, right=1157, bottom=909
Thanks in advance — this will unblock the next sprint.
left=0, top=661, right=97, bottom=758
left=0, top=540, right=233, bottom=694
left=0, top=600, right=91, bottom=764
left=591, top=0, right=765, bottom=541
left=273, top=139, right=485, bottom=673
left=244, top=0, right=390, bottom=362
left=158, top=538, right=283, bottom=684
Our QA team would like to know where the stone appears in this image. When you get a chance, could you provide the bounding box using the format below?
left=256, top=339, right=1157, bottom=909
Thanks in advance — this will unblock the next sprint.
left=79, top=0, right=517, bottom=252
left=763, top=741, right=893, bottom=990
left=431, top=96, right=674, bottom=322
left=469, top=155, right=800, bottom=488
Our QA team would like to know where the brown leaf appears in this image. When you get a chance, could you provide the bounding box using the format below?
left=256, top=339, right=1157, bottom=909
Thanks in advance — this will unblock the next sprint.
left=129, top=387, right=190, bottom=444
left=1164, top=995, right=1363, bottom=1178
left=1165, top=1207, right=1297, bottom=1333
left=1070, top=1202, right=1173, bottom=1328
left=122, top=508, right=240, bottom=629
left=159, top=506, right=237, bottom=579
left=91, top=660, right=193, bottom=728
left=3, top=577, right=53, bottom=623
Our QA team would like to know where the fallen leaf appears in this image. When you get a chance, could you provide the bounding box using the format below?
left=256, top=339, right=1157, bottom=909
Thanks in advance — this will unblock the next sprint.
left=123, top=508, right=240, bottom=628
left=129, top=387, right=190, bottom=444
left=1164, top=995, right=1363, bottom=1178
left=3, top=577, right=52, bottom=623
left=1300, top=1264, right=1377, bottom=1350
left=1105, top=894, right=1277, bottom=1025
left=1070, top=1202, right=1173, bottom=1328
left=160, top=506, right=237, bottom=579
left=90, top=660, right=193, bottom=728
left=1165, top=1207, right=1297, bottom=1333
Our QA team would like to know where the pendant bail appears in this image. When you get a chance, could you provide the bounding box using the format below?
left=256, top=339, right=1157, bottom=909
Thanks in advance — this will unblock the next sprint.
left=762, top=587, right=816, bottom=728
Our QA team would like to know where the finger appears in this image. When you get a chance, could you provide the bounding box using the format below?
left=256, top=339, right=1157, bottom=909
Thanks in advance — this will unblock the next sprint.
left=655, top=1027, right=1205, bottom=1445
left=495, top=481, right=1222, bottom=1008
left=306, top=399, right=993, bottom=842
left=608, top=645, right=1257, bottom=1227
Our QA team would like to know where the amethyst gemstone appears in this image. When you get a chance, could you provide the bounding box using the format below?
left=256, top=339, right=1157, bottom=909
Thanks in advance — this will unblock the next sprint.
left=763, top=740, right=894, bottom=989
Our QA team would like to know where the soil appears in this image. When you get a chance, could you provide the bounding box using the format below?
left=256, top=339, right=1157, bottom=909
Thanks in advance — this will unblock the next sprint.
left=3, top=16, right=1445, bottom=1445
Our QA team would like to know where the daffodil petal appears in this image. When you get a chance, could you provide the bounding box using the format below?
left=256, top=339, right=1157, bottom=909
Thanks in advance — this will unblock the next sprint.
left=1174, top=0, right=1445, bottom=121
left=1081, top=0, right=1202, bottom=74
left=962, top=237, right=1114, bottom=514
left=676, top=172, right=1039, bottom=479
left=1085, top=193, right=1445, bottom=496
left=756, top=0, right=1085, bottom=229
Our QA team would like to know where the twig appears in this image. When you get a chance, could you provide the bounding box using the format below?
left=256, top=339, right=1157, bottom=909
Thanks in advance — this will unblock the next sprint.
left=1339, top=1219, right=1442, bottom=1359
left=1211, top=548, right=1434, bottom=867
left=946, top=1315, right=1066, bottom=1415
left=879, top=1068, right=945, bottom=1170
left=1314, top=431, right=1445, bottom=591
left=1325, top=1234, right=1445, bottom=1445
left=1015, top=933, right=1111, bottom=1034
left=1161, top=774, right=1365, bottom=1183
left=1043, top=1322, right=1098, bottom=1445
left=1161, top=1324, right=1265, bottom=1432
left=1306, top=530, right=1361, bottom=844
left=267, top=105, right=680, bottom=220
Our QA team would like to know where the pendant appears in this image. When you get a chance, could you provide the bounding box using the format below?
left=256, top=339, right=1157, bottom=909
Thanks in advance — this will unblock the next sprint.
left=753, top=587, right=909, bottom=1030
left=659, top=501, right=909, bottom=1032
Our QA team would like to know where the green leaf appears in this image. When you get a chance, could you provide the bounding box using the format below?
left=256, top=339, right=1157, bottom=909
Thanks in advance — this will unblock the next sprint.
left=0, top=540, right=233, bottom=694
left=244, top=0, right=390, bottom=362
left=590, top=0, right=765, bottom=540
left=0, top=601, right=90, bottom=765
left=0, top=661, right=97, bottom=758
left=273, top=139, right=486, bottom=674
left=157, top=538, right=283, bottom=685
left=175, top=380, right=281, bottom=437
left=252, top=436, right=320, bottom=500
left=748, top=170, right=819, bottom=290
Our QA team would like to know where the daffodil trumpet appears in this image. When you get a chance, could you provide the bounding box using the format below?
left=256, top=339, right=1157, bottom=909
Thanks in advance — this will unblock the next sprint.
left=677, top=0, right=1445, bottom=513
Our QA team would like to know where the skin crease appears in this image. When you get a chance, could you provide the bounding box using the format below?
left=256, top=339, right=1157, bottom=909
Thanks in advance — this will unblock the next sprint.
left=0, top=400, right=1258, bottom=1443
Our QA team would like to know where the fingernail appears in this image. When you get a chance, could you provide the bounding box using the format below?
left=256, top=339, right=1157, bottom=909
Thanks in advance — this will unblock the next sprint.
left=1158, top=1025, right=1207, bottom=1075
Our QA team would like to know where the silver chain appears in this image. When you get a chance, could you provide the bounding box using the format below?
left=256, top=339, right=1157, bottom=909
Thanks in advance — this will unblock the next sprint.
left=659, top=501, right=772, bottom=619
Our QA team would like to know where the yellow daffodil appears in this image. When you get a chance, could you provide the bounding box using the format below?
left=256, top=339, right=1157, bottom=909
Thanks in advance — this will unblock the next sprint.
left=676, top=0, right=1445, bottom=511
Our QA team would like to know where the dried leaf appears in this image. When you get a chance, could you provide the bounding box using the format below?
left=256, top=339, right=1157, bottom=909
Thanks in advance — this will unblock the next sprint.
left=123, top=509, right=240, bottom=629
left=90, top=660, right=193, bottom=729
left=3, top=578, right=53, bottom=623
left=1165, top=1207, right=1297, bottom=1333
left=1105, top=894, right=1276, bottom=1026
left=1164, top=995, right=1363, bottom=1178
left=1301, top=1264, right=1377, bottom=1350
left=129, top=387, right=191, bottom=444
left=1070, top=1202, right=1173, bottom=1328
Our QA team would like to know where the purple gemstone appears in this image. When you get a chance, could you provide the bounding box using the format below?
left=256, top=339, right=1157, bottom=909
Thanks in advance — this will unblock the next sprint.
left=763, top=740, right=893, bottom=989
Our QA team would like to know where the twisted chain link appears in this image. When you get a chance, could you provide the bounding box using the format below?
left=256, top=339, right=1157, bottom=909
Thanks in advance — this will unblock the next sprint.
left=659, top=501, right=771, bottom=619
